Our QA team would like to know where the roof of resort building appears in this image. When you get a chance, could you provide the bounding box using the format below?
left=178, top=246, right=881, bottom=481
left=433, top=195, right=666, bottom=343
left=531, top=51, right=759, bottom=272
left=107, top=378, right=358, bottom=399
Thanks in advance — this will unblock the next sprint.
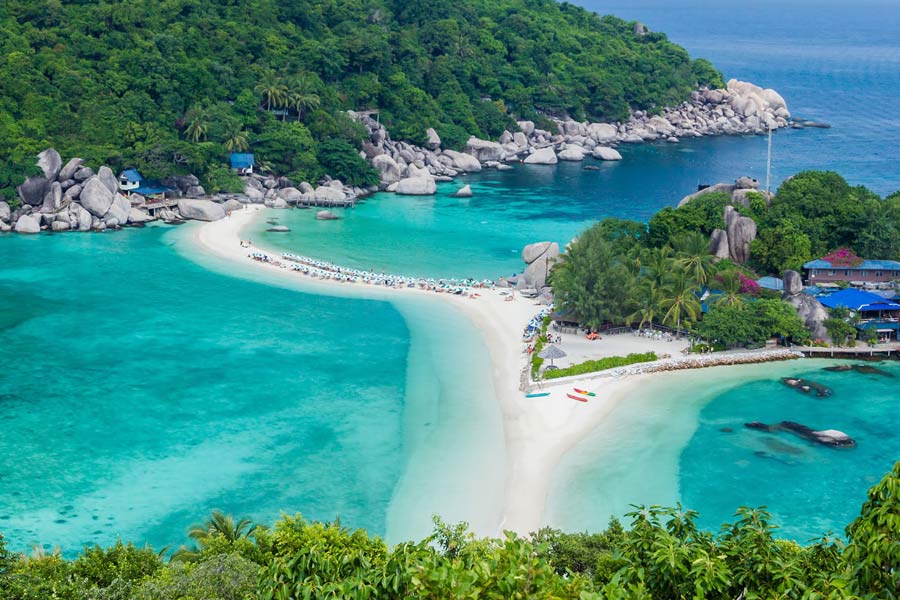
left=803, top=258, right=900, bottom=270
left=133, top=185, right=171, bottom=196
left=230, top=153, right=255, bottom=169
left=120, top=168, right=142, bottom=181
left=817, top=289, right=900, bottom=312
left=756, top=276, right=784, bottom=291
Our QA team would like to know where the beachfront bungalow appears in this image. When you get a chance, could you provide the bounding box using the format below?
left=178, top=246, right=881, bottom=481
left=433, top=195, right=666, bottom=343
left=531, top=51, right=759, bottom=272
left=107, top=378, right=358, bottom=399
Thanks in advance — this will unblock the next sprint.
left=817, top=288, right=900, bottom=341
left=230, top=153, right=255, bottom=175
left=118, top=169, right=143, bottom=192
left=803, top=257, right=900, bottom=285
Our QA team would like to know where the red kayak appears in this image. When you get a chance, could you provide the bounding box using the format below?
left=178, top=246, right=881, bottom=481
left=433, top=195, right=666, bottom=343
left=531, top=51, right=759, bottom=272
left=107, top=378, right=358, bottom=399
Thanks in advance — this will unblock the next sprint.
left=573, top=388, right=596, bottom=397
left=567, top=393, right=588, bottom=402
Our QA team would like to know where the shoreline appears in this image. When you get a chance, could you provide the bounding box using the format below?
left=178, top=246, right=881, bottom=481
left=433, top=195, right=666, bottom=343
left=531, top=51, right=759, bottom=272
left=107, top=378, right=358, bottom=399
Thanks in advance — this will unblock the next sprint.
left=190, top=205, right=809, bottom=536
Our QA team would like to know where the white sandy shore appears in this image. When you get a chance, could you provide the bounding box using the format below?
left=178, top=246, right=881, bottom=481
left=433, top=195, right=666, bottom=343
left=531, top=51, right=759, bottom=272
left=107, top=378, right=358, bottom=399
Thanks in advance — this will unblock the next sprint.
left=191, top=206, right=794, bottom=536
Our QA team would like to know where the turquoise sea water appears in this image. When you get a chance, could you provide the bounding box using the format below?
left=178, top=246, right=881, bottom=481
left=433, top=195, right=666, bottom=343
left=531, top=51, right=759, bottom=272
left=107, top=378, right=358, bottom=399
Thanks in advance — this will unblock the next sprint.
left=0, top=227, right=502, bottom=554
left=3, top=0, right=899, bottom=555
left=546, top=360, right=900, bottom=540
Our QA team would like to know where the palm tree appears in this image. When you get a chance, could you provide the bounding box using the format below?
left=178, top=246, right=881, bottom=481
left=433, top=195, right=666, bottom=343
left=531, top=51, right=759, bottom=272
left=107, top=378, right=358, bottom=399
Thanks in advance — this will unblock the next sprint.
left=660, top=270, right=702, bottom=334
left=255, top=72, right=287, bottom=112
left=627, top=281, right=665, bottom=329
left=172, top=510, right=263, bottom=562
left=183, top=106, right=209, bottom=142
left=223, top=124, right=249, bottom=152
left=674, top=231, right=716, bottom=286
left=287, top=75, right=321, bottom=121
left=641, top=246, right=675, bottom=286
left=712, top=269, right=745, bottom=307
left=188, top=510, right=259, bottom=543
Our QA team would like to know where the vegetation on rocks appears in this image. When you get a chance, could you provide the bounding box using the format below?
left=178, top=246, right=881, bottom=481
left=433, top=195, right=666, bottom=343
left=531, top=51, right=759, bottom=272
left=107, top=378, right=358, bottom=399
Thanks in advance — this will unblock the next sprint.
left=0, top=0, right=723, bottom=196
left=1, top=460, right=898, bottom=598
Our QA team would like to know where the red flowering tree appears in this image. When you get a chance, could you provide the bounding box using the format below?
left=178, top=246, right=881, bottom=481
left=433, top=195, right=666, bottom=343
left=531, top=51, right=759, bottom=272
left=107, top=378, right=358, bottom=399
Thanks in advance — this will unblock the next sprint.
left=823, top=247, right=864, bottom=267
left=738, top=273, right=761, bottom=296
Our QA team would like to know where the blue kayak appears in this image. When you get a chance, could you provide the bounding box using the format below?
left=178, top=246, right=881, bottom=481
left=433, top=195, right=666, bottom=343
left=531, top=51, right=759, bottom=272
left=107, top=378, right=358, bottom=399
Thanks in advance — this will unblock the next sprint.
left=525, top=392, right=550, bottom=398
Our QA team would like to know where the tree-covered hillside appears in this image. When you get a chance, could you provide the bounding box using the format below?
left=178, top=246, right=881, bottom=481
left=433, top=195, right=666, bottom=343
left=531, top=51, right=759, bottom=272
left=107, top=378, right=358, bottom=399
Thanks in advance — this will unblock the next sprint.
left=0, top=0, right=723, bottom=194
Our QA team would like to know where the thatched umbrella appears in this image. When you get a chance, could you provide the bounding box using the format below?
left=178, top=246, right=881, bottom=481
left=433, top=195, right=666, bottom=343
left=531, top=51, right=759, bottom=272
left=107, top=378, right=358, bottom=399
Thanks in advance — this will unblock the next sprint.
left=538, top=344, right=567, bottom=367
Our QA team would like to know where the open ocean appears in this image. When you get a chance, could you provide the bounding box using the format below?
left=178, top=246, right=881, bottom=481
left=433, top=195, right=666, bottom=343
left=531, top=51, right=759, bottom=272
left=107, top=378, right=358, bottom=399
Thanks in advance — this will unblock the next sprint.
left=1, top=0, right=898, bottom=554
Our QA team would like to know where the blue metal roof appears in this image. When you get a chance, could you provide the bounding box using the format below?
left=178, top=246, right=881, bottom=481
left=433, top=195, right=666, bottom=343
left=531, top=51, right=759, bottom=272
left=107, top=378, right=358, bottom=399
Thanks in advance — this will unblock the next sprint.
left=230, top=153, right=255, bottom=169
left=133, top=185, right=171, bottom=196
left=804, top=259, right=900, bottom=270
left=756, top=276, right=784, bottom=291
left=817, top=289, right=900, bottom=312
left=120, top=168, right=142, bottom=182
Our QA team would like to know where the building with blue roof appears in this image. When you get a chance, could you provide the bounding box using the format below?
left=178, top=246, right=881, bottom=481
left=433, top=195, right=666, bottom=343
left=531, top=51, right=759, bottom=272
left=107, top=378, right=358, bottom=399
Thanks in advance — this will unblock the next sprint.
left=816, top=288, right=900, bottom=341
left=118, top=169, right=143, bottom=192
left=230, top=153, right=255, bottom=175
left=803, top=257, right=900, bottom=285
left=118, top=169, right=173, bottom=200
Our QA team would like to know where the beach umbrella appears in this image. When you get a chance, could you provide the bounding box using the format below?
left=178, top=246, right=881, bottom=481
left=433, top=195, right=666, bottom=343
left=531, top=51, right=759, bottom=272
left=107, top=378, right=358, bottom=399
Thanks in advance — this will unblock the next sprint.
left=538, top=344, right=567, bottom=367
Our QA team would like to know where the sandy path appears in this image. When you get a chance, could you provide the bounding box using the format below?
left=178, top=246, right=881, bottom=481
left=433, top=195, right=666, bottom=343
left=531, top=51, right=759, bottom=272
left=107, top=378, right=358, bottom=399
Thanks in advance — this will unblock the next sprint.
left=191, top=206, right=656, bottom=535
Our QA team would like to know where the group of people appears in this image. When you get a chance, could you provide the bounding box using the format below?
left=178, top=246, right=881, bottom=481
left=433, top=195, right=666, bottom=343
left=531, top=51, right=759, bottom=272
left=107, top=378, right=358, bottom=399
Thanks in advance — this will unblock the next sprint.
left=245, top=250, right=500, bottom=296
left=634, top=328, right=675, bottom=342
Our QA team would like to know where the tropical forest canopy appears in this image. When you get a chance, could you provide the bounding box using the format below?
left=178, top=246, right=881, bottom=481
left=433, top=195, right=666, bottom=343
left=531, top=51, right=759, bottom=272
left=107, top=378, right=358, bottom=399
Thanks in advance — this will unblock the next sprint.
left=1, top=461, right=898, bottom=599
left=0, top=0, right=724, bottom=195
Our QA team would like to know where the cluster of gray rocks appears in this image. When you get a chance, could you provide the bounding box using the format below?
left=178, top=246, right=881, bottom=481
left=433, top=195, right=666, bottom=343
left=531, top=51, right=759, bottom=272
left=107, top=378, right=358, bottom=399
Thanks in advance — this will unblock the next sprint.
left=3, top=149, right=152, bottom=234
left=355, top=79, right=791, bottom=197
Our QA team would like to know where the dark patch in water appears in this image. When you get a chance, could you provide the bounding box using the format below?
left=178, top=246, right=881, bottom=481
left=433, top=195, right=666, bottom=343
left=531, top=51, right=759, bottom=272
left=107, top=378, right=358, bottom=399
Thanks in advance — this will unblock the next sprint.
left=91, top=515, right=99, bottom=521
left=720, top=427, right=733, bottom=433
left=54, top=519, right=67, bottom=524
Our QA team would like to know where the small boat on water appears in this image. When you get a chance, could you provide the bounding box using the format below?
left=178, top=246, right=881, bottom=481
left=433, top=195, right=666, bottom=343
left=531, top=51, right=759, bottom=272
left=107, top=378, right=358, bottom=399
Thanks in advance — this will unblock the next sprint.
left=573, top=388, right=595, bottom=397
left=526, top=392, right=550, bottom=398
left=567, top=393, right=588, bottom=403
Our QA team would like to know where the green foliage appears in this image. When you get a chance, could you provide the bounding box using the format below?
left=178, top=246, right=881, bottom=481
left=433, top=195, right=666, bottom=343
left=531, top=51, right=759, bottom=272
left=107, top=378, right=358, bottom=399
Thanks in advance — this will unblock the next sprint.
left=824, top=306, right=859, bottom=347
left=646, top=192, right=731, bottom=247
left=543, top=352, right=657, bottom=380
left=203, top=165, right=246, bottom=194
left=316, top=139, right=380, bottom=187
left=0, top=0, right=722, bottom=186
left=843, top=461, right=900, bottom=596
left=135, top=553, right=259, bottom=600
left=4, top=462, right=900, bottom=598
left=699, top=298, right=809, bottom=347
left=550, top=224, right=639, bottom=329
left=750, top=218, right=813, bottom=274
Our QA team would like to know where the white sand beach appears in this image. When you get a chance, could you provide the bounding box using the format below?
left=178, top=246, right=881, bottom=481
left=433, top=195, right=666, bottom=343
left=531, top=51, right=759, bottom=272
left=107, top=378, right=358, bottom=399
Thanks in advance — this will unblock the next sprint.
left=191, top=205, right=790, bottom=536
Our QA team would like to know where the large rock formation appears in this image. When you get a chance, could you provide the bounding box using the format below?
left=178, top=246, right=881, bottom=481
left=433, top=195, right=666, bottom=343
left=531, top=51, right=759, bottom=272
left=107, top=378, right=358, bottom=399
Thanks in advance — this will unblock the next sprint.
left=442, top=149, right=482, bottom=173
left=466, top=137, right=504, bottom=162
left=521, top=241, right=560, bottom=289
left=177, top=199, right=226, bottom=221
left=79, top=177, right=115, bottom=217
left=592, top=147, right=622, bottom=161
left=524, top=147, right=558, bottom=165
left=372, top=154, right=402, bottom=183
left=97, top=165, right=119, bottom=194
left=782, top=269, right=829, bottom=341
left=14, top=213, right=41, bottom=234
left=17, top=177, right=50, bottom=206
left=0, top=200, right=10, bottom=223
left=727, top=214, right=757, bottom=265
left=425, top=127, right=441, bottom=150
left=58, top=158, right=83, bottom=182
left=453, top=184, right=473, bottom=198
left=37, top=149, right=63, bottom=181
left=558, top=146, right=586, bottom=161
left=709, top=229, right=731, bottom=260
left=395, top=176, right=436, bottom=195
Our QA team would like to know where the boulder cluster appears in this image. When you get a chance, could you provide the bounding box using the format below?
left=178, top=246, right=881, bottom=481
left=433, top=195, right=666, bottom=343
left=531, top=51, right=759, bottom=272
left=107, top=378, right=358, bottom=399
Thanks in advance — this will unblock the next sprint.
left=3, top=149, right=149, bottom=234
left=352, top=79, right=792, bottom=192
left=240, top=172, right=375, bottom=208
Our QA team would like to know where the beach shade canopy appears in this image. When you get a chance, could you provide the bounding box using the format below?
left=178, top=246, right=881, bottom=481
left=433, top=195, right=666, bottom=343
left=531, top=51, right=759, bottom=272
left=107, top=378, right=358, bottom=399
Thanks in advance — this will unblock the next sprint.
left=538, top=344, right=567, bottom=366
